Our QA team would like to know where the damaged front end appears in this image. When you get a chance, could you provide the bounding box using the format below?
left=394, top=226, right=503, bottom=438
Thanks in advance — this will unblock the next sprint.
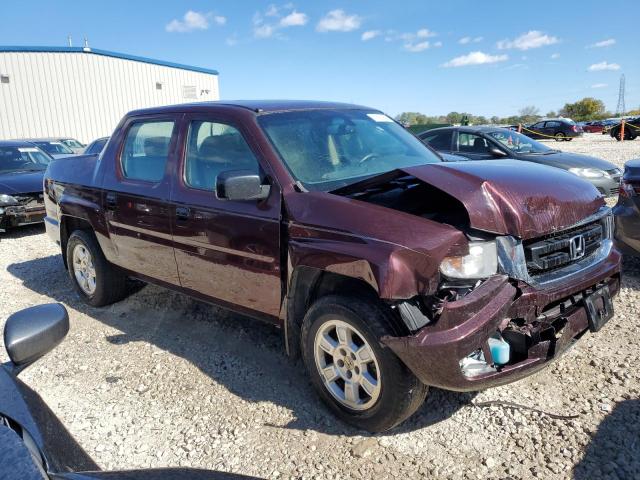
left=382, top=208, right=621, bottom=391
left=0, top=193, right=46, bottom=232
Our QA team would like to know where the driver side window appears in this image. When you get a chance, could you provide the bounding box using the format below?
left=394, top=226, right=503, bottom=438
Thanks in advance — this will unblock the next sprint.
left=184, top=121, right=260, bottom=191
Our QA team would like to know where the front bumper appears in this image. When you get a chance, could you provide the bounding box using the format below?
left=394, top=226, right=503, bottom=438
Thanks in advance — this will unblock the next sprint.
left=382, top=247, right=621, bottom=391
left=0, top=204, right=45, bottom=231
left=587, top=175, right=621, bottom=197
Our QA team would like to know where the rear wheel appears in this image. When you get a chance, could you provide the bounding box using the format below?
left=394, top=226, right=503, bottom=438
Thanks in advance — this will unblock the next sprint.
left=66, top=230, right=128, bottom=307
left=301, top=295, right=428, bottom=432
left=555, top=132, right=566, bottom=142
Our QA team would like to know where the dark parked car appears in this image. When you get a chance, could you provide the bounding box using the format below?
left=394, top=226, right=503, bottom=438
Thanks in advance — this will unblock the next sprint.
left=0, top=141, right=51, bottom=231
left=82, top=136, right=109, bottom=155
left=44, top=100, right=620, bottom=431
left=0, top=303, right=256, bottom=479
left=419, top=126, right=622, bottom=196
left=613, top=159, right=640, bottom=255
left=58, top=138, right=86, bottom=153
left=609, top=117, right=640, bottom=141
left=18, top=138, right=77, bottom=159
left=521, top=118, right=583, bottom=141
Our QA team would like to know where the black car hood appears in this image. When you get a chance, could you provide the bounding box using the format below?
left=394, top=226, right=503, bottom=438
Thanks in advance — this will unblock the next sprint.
left=0, top=170, right=45, bottom=194
left=522, top=151, right=617, bottom=171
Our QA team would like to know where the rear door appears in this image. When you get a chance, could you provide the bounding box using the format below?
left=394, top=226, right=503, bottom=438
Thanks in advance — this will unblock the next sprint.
left=169, top=114, right=282, bottom=320
left=102, top=115, right=181, bottom=286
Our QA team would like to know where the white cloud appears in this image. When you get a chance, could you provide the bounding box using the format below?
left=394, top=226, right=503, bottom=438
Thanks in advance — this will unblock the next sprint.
left=225, top=35, right=238, bottom=47
left=591, top=83, right=608, bottom=88
left=280, top=10, right=308, bottom=27
left=166, top=10, right=225, bottom=33
left=404, top=41, right=430, bottom=52
left=416, top=28, right=436, bottom=39
left=497, top=30, right=558, bottom=50
left=588, top=61, right=620, bottom=71
left=589, top=38, right=616, bottom=48
left=253, top=4, right=308, bottom=39
left=433, top=41, right=442, bottom=48
left=551, top=53, right=560, bottom=59
left=443, top=51, right=508, bottom=67
left=459, top=36, right=483, bottom=44
left=361, top=30, right=381, bottom=41
left=316, top=9, right=362, bottom=32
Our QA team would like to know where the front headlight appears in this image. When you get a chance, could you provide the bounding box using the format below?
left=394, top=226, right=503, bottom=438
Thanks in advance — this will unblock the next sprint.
left=440, top=241, right=498, bottom=279
left=0, top=194, right=19, bottom=205
left=568, top=167, right=606, bottom=178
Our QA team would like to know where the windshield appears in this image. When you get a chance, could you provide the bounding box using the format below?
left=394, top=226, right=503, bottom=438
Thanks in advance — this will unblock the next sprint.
left=0, top=146, right=51, bottom=173
left=258, top=109, right=441, bottom=191
left=62, top=139, right=83, bottom=148
left=488, top=130, right=553, bottom=154
left=35, top=141, right=74, bottom=155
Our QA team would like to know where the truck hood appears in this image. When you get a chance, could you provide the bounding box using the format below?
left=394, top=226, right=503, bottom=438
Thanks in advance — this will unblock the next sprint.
left=403, top=160, right=604, bottom=239
left=324, top=159, right=604, bottom=241
left=0, top=170, right=45, bottom=194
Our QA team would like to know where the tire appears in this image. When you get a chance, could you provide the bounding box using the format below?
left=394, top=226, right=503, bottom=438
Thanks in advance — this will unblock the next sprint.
left=301, top=295, right=428, bottom=432
left=66, top=230, right=128, bottom=307
left=555, top=132, right=566, bottom=142
left=565, top=137, right=573, bottom=141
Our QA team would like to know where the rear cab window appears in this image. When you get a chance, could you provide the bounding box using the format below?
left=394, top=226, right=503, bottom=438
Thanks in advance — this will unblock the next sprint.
left=120, top=120, right=175, bottom=182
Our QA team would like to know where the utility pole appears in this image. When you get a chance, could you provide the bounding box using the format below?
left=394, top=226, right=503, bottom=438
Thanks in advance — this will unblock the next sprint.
left=616, top=74, right=626, bottom=117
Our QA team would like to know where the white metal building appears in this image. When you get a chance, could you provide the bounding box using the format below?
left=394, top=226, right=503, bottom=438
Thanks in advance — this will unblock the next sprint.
left=0, top=46, right=220, bottom=143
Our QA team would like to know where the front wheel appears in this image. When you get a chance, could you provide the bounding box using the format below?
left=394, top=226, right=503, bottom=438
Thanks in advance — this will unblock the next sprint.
left=555, top=132, right=566, bottom=142
left=301, top=295, right=428, bottom=432
left=66, top=230, right=128, bottom=307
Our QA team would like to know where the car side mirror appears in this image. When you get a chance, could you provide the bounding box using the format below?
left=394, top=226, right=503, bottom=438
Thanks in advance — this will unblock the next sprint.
left=489, top=147, right=508, bottom=158
left=4, top=304, right=69, bottom=375
left=216, top=170, right=271, bottom=201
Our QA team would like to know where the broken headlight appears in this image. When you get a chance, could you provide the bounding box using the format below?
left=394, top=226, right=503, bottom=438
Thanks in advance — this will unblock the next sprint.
left=0, top=194, right=19, bottom=205
left=440, top=241, right=498, bottom=279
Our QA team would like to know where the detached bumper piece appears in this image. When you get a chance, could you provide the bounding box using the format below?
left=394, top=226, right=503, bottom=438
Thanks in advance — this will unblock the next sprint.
left=382, top=256, right=621, bottom=391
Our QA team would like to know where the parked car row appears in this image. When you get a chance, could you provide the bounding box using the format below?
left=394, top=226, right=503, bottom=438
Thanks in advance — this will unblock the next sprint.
left=419, top=126, right=622, bottom=196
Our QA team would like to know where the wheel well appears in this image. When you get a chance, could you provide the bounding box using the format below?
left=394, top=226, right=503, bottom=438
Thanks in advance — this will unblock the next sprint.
left=285, top=267, right=393, bottom=358
left=60, top=216, right=95, bottom=269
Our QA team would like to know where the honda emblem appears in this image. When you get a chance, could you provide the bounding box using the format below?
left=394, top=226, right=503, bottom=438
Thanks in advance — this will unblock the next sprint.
left=569, top=234, right=586, bottom=260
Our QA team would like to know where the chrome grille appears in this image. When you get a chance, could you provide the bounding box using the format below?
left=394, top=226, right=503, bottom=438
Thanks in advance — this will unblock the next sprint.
left=524, top=222, right=603, bottom=275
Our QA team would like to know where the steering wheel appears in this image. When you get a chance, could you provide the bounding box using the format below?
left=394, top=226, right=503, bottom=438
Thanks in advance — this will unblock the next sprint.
left=359, top=153, right=379, bottom=164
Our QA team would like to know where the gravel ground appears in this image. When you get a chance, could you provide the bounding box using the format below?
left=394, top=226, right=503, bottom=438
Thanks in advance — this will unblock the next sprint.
left=1, top=133, right=639, bottom=479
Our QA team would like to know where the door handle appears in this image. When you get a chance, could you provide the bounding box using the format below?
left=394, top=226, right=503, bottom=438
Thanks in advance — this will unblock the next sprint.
left=176, top=206, right=191, bottom=221
left=105, top=192, right=117, bottom=210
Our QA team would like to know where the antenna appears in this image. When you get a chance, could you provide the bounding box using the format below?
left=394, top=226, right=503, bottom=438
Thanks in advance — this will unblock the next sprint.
left=67, top=35, right=72, bottom=47
left=616, top=74, right=626, bottom=116
left=83, top=37, right=89, bottom=48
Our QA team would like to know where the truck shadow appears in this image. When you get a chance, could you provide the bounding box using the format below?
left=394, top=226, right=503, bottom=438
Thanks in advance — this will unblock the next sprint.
left=573, top=399, right=640, bottom=479
left=7, top=254, right=473, bottom=437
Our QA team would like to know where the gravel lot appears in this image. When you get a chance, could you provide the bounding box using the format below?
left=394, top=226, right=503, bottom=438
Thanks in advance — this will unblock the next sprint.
left=1, top=134, right=639, bottom=479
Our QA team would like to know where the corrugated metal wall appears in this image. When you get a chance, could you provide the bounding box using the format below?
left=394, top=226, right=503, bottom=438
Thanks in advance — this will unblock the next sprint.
left=0, top=50, right=219, bottom=143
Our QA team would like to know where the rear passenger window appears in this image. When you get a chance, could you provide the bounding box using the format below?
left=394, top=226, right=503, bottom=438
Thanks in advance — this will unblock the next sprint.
left=184, top=121, right=260, bottom=191
left=121, top=121, right=174, bottom=182
left=421, top=131, right=452, bottom=150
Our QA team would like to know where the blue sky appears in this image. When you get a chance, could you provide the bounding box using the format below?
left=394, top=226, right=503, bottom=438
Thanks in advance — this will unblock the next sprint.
left=1, top=1, right=638, bottom=117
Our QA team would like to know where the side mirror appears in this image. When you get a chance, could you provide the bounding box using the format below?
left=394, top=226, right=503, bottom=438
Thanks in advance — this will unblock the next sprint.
left=489, top=147, right=508, bottom=158
left=216, top=170, right=271, bottom=201
left=4, top=304, right=69, bottom=375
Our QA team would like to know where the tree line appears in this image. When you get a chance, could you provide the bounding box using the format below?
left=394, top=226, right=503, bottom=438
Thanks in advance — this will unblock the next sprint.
left=396, top=97, right=640, bottom=126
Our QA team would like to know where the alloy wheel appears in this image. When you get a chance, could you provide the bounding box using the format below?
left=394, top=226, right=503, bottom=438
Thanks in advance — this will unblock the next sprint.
left=313, top=319, right=381, bottom=411
left=72, top=244, right=97, bottom=295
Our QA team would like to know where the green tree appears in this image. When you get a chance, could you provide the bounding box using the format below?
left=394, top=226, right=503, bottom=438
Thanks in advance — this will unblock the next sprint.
left=559, top=98, right=606, bottom=121
left=518, top=106, right=541, bottom=124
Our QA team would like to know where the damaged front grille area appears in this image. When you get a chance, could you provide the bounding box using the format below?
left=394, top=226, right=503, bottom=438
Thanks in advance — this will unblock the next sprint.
left=524, top=221, right=602, bottom=275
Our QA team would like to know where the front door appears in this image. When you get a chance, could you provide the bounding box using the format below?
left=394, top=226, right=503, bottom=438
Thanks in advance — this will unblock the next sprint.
left=169, top=115, right=282, bottom=319
left=455, top=132, right=494, bottom=160
left=103, top=115, right=181, bottom=286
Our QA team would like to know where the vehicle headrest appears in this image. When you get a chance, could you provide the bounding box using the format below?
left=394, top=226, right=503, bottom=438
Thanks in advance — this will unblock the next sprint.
left=144, top=137, right=169, bottom=156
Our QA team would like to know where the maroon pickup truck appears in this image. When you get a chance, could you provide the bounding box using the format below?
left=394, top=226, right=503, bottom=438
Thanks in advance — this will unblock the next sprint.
left=44, top=101, right=621, bottom=431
